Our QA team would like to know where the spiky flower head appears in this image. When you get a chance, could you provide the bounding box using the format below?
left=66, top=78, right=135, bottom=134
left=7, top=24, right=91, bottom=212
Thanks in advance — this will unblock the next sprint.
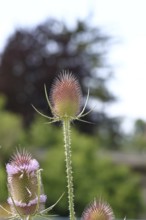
left=82, top=200, right=114, bottom=220
left=6, top=149, right=47, bottom=218
left=50, top=71, right=82, bottom=119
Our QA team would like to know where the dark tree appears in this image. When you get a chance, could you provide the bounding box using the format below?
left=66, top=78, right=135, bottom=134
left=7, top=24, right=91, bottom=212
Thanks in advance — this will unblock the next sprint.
left=0, top=19, right=121, bottom=147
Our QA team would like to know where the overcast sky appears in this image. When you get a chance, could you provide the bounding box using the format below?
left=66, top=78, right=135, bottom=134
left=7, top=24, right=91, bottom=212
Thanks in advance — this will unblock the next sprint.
left=0, top=0, right=146, bottom=131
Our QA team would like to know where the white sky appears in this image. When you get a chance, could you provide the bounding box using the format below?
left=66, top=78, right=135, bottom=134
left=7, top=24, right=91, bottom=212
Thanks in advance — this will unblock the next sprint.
left=0, top=0, right=146, bottom=131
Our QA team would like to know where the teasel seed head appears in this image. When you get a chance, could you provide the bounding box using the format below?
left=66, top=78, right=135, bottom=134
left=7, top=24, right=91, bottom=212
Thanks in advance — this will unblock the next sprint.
left=82, top=199, right=114, bottom=220
left=6, top=149, right=47, bottom=218
left=50, top=71, right=82, bottom=119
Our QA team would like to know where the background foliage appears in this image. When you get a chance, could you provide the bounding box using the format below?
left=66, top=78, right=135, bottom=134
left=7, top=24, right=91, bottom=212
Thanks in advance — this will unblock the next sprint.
left=0, top=100, right=143, bottom=218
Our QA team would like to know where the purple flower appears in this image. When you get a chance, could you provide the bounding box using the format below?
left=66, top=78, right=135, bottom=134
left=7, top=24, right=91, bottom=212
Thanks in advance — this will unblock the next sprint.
left=6, top=149, right=47, bottom=217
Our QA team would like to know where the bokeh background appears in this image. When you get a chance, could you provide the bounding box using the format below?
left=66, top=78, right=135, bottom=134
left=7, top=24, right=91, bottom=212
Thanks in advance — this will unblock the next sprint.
left=0, top=0, right=146, bottom=219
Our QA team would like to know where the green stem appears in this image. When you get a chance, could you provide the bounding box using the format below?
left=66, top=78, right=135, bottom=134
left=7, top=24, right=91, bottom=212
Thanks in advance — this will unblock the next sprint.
left=63, top=118, right=76, bottom=220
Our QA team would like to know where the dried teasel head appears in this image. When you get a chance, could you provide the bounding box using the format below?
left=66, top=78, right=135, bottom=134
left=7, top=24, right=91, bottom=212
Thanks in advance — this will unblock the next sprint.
left=32, top=70, right=91, bottom=123
left=50, top=71, right=82, bottom=119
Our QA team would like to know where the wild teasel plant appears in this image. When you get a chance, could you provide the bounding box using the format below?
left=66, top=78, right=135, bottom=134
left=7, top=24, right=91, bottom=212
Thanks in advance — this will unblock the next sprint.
left=1, top=149, right=62, bottom=220
left=32, top=71, right=91, bottom=220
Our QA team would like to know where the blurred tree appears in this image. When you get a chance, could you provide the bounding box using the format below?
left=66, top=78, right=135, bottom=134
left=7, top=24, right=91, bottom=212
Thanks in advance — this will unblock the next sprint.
left=0, top=18, right=122, bottom=147
left=0, top=96, right=25, bottom=162
left=125, top=119, right=146, bottom=151
left=134, top=119, right=146, bottom=135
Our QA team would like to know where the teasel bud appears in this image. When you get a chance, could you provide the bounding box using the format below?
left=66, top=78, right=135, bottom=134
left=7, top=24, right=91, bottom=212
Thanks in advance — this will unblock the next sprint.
left=82, top=200, right=114, bottom=220
left=50, top=71, right=82, bottom=119
left=6, top=149, right=47, bottom=218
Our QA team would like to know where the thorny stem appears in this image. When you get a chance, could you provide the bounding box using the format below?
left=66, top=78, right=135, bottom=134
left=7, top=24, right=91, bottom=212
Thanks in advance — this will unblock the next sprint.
left=63, top=118, right=76, bottom=220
